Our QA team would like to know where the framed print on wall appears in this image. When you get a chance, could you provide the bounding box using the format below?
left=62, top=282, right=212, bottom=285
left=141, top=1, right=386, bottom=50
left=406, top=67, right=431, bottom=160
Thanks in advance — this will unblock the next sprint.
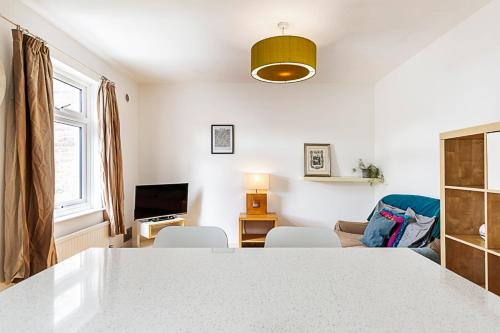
left=211, top=125, right=234, bottom=154
left=304, top=143, right=331, bottom=177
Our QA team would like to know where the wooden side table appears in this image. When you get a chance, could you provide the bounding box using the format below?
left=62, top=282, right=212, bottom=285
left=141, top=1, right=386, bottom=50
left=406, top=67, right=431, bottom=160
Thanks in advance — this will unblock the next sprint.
left=239, top=213, right=278, bottom=248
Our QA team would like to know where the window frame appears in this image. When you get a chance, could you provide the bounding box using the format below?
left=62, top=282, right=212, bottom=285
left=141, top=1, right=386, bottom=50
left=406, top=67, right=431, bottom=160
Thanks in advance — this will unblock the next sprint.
left=53, top=68, right=94, bottom=218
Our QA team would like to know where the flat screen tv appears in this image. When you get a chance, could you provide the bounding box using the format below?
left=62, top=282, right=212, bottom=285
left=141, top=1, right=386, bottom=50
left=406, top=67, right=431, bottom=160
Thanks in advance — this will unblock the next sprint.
left=134, top=183, right=188, bottom=220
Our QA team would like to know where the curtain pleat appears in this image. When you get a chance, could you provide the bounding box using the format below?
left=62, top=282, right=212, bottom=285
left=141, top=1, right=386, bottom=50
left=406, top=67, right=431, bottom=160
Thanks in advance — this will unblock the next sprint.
left=98, top=80, right=125, bottom=237
left=3, top=29, right=57, bottom=282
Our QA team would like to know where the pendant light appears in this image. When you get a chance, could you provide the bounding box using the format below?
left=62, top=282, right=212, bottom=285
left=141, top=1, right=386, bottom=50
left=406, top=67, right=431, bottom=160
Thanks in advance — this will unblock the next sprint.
left=251, top=22, right=316, bottom=83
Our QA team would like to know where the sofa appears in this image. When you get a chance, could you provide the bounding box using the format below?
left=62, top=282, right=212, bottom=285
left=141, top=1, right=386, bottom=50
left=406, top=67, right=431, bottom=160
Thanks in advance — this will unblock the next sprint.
left=334, top=194, right=441, bottom=263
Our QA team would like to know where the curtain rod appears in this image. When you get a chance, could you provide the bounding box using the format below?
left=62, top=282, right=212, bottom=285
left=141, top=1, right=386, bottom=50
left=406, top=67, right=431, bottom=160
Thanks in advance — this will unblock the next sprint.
left=0, top=13, right=112, bottom=83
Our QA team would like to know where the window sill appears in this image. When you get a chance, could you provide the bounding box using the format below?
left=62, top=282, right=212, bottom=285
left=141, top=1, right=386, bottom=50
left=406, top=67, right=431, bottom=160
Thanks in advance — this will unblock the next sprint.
left=55, top=207, right=105, bottom=223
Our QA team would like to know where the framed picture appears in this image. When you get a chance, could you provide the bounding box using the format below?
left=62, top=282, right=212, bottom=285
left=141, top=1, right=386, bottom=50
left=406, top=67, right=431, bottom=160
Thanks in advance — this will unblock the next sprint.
left=304, top=143, right=331, bottom=177
left=211, top=125, right=234, bottom=154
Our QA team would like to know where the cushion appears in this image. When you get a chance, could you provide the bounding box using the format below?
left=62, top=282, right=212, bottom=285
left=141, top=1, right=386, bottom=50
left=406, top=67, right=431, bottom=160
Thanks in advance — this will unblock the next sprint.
left=371, top=201, right=406, bottom=216
left=367, top=195, right=440, bottom=239
left=397, top=208, right=436, bottom=248
left=361, top=212, right=396, bottom=247
left=392, top=216, right=411, bottom=247
left=367, top=203, right=407, bottom=247
left=379, top=209, right=407, bottom=247
left=387, top=224, right=403, bottom=247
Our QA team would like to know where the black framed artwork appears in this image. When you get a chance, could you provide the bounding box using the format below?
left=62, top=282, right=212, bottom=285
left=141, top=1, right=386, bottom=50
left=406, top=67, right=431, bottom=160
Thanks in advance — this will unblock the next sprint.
left=304, top=143, right=331, bottom=177
left=211, top=125, right=234, bottom=154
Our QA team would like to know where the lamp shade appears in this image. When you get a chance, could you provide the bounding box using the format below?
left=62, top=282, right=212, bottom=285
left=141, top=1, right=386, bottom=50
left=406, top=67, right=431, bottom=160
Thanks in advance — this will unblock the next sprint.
left=245, top=173, right=270, bottom=191
left=251, top=35, right=316, bottom=83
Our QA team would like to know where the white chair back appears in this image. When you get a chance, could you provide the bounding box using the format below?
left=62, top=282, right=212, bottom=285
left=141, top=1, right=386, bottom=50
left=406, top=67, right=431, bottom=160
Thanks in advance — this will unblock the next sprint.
left=265, top=226, right=341, bottom=248
left=153, top=226, right=228, bottom=248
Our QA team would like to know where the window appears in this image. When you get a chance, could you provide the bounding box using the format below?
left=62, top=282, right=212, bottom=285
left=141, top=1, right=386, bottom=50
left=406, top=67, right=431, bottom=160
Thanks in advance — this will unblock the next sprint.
left=53, top=65, right=98, bottom=217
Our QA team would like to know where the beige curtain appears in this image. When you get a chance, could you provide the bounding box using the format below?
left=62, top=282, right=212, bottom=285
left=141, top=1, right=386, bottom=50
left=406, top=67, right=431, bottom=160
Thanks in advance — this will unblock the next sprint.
left=3, top=29, right=57, bottom=282
left=98, top=80, right=125, bottom=237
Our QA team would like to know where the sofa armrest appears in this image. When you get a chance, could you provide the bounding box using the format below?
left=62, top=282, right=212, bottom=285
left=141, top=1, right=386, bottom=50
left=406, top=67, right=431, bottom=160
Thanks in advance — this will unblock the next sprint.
left=428, top=238, right=441, bottom=255
left=335, top=220, right=368, bottom=235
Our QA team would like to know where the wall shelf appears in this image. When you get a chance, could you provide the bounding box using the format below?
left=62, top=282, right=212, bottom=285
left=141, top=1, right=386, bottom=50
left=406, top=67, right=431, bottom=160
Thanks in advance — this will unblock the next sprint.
left=303, top=176, right=383, bottom=184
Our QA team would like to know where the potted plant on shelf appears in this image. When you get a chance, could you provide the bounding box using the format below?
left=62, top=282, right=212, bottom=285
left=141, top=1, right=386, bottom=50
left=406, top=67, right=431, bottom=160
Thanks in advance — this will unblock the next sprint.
left=352, top=159, right=384, bottom=184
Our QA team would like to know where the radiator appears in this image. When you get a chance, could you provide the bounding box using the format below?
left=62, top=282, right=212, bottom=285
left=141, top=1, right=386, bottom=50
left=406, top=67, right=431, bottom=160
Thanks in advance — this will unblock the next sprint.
left=55, top=221, right=110, bottom=261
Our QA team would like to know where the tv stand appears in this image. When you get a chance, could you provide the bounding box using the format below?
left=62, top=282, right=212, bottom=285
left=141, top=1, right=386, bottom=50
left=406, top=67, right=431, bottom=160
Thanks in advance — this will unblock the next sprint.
left=143, top=215, right=177, bottom=223
left=133, top=217, right=185, bottom=248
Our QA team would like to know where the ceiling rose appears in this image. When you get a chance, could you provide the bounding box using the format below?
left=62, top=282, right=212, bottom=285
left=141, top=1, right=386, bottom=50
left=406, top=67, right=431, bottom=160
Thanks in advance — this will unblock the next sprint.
left=251, top=22, right=316, bottom=83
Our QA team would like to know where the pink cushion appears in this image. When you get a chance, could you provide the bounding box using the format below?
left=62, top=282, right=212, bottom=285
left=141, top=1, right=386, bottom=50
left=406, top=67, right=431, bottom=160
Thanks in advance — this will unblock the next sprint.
left=387, top=224, right=403, bottom=247
left=380, top=209, right=405, bottom=247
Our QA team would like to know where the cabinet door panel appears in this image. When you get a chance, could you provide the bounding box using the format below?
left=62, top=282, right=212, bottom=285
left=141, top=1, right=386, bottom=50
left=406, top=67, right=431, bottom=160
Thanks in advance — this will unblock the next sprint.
left=488, top=132, right=500, bottom=190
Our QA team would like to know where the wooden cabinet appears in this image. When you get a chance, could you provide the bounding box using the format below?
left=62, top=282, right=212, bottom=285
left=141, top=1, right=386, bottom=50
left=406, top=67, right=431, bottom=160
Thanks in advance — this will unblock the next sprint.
left=239, top=213, right=278, bottom=248
left=487, top=132, right=500, bottom=190
left=134, top=218, right=185, bottom=248
left=440, top=122, right=500, bottom=296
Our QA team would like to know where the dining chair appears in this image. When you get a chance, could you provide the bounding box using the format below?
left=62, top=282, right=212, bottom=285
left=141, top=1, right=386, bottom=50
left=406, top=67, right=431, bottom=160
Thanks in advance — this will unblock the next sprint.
left=153, top=226, right=228, bottom=248
left=265, top=226, right=341, bottom=248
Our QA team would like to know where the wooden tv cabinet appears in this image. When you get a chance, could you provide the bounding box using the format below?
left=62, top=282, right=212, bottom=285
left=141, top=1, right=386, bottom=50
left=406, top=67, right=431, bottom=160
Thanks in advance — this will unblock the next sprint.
left=133, top=217, right=185, bottom=248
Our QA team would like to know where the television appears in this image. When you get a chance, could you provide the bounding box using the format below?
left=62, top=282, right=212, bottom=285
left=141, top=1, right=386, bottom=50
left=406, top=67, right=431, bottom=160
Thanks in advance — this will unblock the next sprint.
left=134, top=183, right=188, bottom=220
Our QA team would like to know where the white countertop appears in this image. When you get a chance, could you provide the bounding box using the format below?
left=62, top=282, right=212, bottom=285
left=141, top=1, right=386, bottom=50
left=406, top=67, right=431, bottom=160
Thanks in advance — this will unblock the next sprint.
left=1, top=248, right=500, bottom=332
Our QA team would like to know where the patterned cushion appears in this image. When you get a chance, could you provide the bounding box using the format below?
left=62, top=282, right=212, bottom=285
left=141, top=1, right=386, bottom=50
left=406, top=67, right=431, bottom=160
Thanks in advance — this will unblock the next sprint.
left=367, top=195, right=440, bottom=239
left=361, top=212, right=396, bottom=247
left=392, top=218, right=410, bottom=247
left=397, top=208, right=436, bottom=248
left=380, top=209, right=407, bottom=247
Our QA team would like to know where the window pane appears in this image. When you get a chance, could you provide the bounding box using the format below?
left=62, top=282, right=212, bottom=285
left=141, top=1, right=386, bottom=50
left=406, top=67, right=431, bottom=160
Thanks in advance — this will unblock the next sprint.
left=54, top=78, right=82, bottom=113
left=55, top=122, right=83, bottom=205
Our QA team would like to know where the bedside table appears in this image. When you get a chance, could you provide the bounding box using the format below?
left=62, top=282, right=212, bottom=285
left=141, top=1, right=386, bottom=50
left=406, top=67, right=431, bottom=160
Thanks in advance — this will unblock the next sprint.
left=239, top=213, right=278, bottom=248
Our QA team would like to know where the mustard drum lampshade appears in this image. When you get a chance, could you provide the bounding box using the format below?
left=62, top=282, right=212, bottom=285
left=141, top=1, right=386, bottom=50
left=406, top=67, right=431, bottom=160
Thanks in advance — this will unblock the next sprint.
left=251, top=35, right=316, bottom=83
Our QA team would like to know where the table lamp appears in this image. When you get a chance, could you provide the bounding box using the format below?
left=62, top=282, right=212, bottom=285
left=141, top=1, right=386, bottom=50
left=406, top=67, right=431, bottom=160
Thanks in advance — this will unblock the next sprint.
left=244, top=173, right=269, bottom=215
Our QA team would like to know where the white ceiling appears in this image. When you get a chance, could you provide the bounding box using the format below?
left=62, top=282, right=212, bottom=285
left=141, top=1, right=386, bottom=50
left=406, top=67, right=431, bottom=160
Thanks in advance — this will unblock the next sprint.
left=23, top=0, right=490, bottom=84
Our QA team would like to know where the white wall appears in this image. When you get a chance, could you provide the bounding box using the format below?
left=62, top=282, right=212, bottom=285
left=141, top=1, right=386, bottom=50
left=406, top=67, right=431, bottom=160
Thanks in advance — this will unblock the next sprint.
left=139, top=82, right=376, bottom=244
left=0, top=0, right=140, bottom=281
left=0, top=0, right=492, bottom=266
left=374, top=0, right=500, bottom=199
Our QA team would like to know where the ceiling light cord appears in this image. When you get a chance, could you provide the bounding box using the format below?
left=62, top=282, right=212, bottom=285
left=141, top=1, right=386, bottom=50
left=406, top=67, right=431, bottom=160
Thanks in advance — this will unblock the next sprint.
left=0, top=12, right=113, bottom=83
